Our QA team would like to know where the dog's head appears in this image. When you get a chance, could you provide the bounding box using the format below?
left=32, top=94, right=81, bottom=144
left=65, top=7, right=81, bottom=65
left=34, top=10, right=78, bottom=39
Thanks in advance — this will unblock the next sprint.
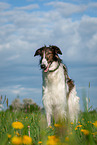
left=34, top=45, right=62, bottom=72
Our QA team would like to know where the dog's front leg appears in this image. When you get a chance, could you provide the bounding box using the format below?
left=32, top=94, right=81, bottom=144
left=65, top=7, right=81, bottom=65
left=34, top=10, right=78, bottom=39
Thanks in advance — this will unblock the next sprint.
left=47, top=113, right=51, bottom=126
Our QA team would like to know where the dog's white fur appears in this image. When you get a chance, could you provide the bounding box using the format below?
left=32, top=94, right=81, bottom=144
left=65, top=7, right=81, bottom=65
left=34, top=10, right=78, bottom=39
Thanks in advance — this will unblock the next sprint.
left=42, top=61, right=79, bottom=126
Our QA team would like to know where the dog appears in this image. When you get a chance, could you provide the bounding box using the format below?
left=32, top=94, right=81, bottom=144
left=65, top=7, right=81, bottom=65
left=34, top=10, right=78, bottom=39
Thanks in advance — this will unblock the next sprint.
left=34, top=45, right=80, bottom=126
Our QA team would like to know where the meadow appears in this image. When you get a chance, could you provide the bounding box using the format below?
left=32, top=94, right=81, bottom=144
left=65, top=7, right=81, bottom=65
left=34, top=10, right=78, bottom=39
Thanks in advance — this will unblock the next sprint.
left=0, top=93, right=97, bottom=145
left=0, top=105, right=97, bottom=145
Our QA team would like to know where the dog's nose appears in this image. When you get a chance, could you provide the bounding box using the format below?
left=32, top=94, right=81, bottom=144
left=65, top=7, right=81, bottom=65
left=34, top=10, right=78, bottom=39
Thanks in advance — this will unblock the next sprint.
left=41, top=64, right=46, bottom=69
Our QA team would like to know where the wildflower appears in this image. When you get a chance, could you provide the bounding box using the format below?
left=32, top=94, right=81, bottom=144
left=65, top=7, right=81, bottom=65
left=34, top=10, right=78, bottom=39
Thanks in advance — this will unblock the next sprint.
left=77, top=125, right=82, bottom=128
left=75, top=125, right=82, bottom=130
left=49, top=126, right=52, bottom=129
left=81, top=129, right=89, bottom=135
left=91, top=133, right=95, bottom=135
left=16, top=132, right=20, bottom=136
left=54, top=124, right=61, bottom=127
left=78, top=121, right=81, bottom=124
left=70, top=122, right=73, bottom=125
left=93, top=121, right=97, bottom=128
left=75, top=127, right=78, bottom=130
left=7, top=134, right=11, bottom=138
left=22, top=135, right=32, bottom=144
left=47, top=135, right=59, bottom=145
left=12, top=121, right=24, bottom=129
left=11, top=136, right=22, bottom=145
left=65, top=136, right=69, bottom=142
left=70, top=132, right=72, bottom=135
left=38, top=141, right=42, bottom=144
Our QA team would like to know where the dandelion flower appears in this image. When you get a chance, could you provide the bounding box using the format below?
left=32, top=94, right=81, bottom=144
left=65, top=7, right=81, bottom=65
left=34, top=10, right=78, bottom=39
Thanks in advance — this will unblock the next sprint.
left=75, top=127, right=78, bottom=130
left=77, top=125, right=82, bottom=128
left=70, top=132, right=72, bottom=135
left=38, top=141, right=42, bottom=144
left=12, top=121, right=24, bottom=129
left=11, top=136, right=22, bottom=145
left=78, top=121, right=81, bottom=124
left=47, top=135, right=59, bottom=145
left=54, top=124, right=61, bottom=127
left=65, top=136, right=69, bottom=142
left=49, top=126, right=52, bottom=129
left=22, top=135, right=32, bottom=144
left=16, top=132, right=20, bottom=136
left=81, top=129, right=89, bottom=135
left=93, top=121, right=97, bottom=128
left=75, top=125, right=82, bottom=130
left=7, top=134, right=11, bottom=138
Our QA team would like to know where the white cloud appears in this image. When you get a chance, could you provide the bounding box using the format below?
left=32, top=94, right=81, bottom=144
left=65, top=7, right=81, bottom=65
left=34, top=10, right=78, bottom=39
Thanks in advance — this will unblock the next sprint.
left=46, top=2, right=88, bottom=16
left=0, top=2, right=10, bottom=11
left=7, top=54, right=20, bottom=61
left=14, top=4, right=39, bottom=10
left=89, top=2, right=97, bottom=8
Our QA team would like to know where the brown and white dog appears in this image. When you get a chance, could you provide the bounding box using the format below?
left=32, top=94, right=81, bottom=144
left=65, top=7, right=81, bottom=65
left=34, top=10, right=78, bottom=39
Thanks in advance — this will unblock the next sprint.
left=34, top=45, right=80, bottom=126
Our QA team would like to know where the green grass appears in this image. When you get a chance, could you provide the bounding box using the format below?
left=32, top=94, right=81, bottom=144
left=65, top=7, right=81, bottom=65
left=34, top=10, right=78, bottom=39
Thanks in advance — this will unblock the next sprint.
left=0, top=108, right=97, bottom=145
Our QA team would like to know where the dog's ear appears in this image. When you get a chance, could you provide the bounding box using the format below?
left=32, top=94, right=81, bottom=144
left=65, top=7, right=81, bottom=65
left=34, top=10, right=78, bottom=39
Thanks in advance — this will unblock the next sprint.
left=51, top=45, right=62, bottom=55
left=34, top=48, right=43, bottom=56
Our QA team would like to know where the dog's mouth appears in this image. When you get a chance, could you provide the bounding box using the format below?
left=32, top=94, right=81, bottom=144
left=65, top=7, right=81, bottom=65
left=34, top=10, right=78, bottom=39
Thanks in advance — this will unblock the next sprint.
left=41, top=63, right=51, bottom=73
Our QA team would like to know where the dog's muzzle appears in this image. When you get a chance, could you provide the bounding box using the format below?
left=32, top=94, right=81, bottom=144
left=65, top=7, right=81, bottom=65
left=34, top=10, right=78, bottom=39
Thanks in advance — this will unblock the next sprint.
left=41, top=63, right=51, bottom=73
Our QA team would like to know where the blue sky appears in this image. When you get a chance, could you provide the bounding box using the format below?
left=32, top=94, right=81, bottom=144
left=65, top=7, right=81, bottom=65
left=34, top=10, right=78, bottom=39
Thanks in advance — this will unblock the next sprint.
left=0, top=0, right=97, bottom=110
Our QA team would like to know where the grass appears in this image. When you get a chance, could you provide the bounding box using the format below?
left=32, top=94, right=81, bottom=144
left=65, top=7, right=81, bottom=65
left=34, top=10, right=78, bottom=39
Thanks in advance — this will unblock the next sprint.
left=0, top=107, right=97, bottom=145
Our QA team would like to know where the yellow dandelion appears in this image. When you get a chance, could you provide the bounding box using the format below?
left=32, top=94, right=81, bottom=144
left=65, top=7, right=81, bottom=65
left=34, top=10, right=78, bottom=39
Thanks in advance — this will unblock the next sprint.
left=49, top=126, right=52, bottom=129
left=22, top=135, right=32, bottom=145
left=47, top=135, right=59, bottom=145
left=75, top=125, right=82, bottom=130
left=70, top=132, right=72, bottom=135
left=38, top=141, right=42, bottom=144
left=81, top=129, right=89, bottom=135
left=54, top=124, right=61, bottom=127
left=75, top=127, right=78, bottom=130
left=65, top=136, right=69, bottom=142
left=91, top=133, right=95, bottom=135
left=11, top=136, right=22, bottom=145
left=95, top=132, right=97, bottom=135
left=70, top=122, right=73, bottom=125
left=78, top=121, right=81, bottom=124
left=93, top=121, right=97, bottom=128
left=77, top=125, right=82, bottom=128
left=7, top=134, right=11, bottom=138
left=12, top=122, right=24, bottom=129
left=16, top=132, right=20, bottom=136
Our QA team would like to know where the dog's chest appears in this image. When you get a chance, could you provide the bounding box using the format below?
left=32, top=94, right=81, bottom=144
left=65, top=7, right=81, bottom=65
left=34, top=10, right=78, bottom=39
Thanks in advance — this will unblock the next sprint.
left=42, top=65, right=66, bottom=101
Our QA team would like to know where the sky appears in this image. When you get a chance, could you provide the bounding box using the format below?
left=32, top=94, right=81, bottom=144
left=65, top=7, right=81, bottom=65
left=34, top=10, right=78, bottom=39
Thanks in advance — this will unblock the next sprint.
left=0, top=0, right=97, bottom=110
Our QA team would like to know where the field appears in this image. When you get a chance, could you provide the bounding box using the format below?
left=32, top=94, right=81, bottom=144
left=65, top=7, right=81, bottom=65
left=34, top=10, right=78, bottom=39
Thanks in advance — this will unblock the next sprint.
left=0, top=106, right=97, bottom=145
